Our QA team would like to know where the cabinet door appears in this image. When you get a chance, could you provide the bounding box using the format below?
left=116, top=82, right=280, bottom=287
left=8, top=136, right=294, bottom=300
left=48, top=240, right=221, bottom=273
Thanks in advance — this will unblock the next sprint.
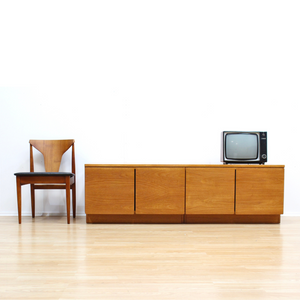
left=186, top=168, right=235, bottom=214
left=85, top=168, right=134, bottom=214
left=136, top=168, right=185, bottom=214
left=236, top=168, right=284, bottom=215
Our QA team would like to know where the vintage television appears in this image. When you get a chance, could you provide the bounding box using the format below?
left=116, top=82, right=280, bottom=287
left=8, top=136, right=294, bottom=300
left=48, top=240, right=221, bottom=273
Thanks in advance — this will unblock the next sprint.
left=221, top=131, right=267, bottom=164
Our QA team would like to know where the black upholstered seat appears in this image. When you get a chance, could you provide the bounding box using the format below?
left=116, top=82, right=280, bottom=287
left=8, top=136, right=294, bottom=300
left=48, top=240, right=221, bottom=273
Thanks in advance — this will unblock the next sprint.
left=14, top=172, right=75, bottom=177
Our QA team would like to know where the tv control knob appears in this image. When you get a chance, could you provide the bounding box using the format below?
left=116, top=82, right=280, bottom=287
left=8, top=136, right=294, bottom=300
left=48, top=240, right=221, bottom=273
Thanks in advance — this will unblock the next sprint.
left=262, top=154, right=267, bottom=159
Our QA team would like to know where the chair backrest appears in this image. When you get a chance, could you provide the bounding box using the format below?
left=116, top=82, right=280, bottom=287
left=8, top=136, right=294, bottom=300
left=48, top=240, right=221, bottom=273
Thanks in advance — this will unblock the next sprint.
left=30, top=140, right=75, bottom=173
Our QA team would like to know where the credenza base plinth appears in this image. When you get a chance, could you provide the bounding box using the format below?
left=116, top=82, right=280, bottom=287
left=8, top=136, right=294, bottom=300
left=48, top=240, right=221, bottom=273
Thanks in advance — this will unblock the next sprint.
left=86, top=214, right=281, bottom=224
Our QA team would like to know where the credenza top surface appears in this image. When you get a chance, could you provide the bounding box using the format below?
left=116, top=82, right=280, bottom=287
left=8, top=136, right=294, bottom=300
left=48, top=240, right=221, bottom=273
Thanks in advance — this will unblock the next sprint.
left=85, top=164, right=284, bottom=168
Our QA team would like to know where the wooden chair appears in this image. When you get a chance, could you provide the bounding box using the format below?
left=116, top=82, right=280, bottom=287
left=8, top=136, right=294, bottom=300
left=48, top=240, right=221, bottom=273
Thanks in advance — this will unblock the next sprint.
left=14, top=140, right=76, bottom=224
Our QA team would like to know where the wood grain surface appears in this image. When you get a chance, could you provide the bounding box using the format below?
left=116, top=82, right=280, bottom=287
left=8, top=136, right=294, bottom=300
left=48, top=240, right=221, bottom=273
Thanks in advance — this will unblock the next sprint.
left=136, top=168, right=185, bottom=214
left=186, top=168, right=235, bottom=214
left=0, top=216, right=299, bottom=300
left=236, top=168, right=284, bottom=215
left=85, top=167, right=134, bottom=214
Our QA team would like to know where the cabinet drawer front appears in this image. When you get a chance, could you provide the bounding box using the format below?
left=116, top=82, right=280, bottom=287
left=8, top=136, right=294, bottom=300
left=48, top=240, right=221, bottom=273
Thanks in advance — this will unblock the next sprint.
left=85, top=168, right=134, bottom=214
left=186, top=168, right=235, bottom=214
left=236, top=168, right=284, bottom=215
left=136, top=168, right=185, bottom=214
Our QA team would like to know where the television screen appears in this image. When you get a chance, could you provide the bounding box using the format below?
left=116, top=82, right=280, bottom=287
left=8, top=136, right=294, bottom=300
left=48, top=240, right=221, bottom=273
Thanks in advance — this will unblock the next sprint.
left=225, top=133, right=258, bottom=159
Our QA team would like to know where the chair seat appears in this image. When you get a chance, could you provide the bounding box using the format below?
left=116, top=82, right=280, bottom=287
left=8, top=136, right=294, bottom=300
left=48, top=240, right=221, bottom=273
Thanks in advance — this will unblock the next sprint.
left=14, top=172, right=75, bottom=177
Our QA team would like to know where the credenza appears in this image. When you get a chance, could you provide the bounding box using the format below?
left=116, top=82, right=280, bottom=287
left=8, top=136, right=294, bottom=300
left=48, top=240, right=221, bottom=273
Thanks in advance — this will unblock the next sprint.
left=85, top=164, right=284, bottom=224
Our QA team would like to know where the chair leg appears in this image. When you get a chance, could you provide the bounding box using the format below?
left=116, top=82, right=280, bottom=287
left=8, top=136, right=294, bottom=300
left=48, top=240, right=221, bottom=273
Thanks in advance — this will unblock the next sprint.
left=16, top=177, right=22, bottom=224
left=66, top=177, right=71, bottom=224
left=72, top=182, right=76, bottom=218
left=30, top=184, right=35, bottom=218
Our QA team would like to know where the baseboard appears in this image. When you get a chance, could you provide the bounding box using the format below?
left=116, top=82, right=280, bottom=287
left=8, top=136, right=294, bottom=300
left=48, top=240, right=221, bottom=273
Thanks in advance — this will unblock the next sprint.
left=0, top=212, right=86, bottom=217
left=281, top=213, right=300, bottom=217
left=1, top=213, right=300, bottom=217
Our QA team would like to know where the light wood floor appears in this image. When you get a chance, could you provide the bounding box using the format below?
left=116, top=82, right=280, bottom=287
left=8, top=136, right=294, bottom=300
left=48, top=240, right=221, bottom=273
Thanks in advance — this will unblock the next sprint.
left=0, top=216, right=300, bottom=300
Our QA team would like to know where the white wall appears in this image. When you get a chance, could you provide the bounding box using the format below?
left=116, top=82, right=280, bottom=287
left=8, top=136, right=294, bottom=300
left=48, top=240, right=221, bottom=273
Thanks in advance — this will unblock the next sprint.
left=1, top=0, right=299, bottom=216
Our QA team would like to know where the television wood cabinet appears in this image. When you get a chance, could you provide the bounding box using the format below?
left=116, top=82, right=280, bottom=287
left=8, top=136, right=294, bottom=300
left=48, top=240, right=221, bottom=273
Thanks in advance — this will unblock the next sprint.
left=85, top=164, right=284, bottom=224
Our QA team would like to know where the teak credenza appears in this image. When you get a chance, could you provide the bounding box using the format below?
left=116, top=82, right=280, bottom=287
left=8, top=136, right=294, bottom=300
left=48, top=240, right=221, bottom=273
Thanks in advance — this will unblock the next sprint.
left=85, top=164, right=284, bottom=224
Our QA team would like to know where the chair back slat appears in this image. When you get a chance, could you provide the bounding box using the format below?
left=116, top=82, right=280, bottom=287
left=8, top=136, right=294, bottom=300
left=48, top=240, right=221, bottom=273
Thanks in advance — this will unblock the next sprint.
left=30, top=140, right=75, bottom=172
